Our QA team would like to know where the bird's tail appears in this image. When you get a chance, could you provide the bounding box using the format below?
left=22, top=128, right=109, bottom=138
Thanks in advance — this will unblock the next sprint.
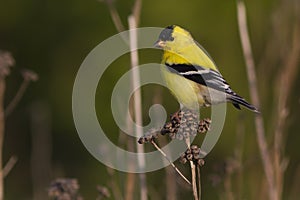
left=228, top=94, right=260, bottom=113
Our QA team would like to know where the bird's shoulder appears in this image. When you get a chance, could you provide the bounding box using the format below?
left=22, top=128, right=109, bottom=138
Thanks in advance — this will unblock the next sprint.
left=162, top=41, right=218, bottom=71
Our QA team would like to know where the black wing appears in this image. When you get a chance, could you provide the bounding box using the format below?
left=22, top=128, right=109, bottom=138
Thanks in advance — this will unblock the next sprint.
left=165, top=63, right=260, bottom=113
left=165, top=63, right=231, bottom=93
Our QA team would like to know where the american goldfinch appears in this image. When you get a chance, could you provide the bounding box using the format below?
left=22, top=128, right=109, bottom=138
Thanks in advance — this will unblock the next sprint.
left=155, top=25, right=259, bottom=113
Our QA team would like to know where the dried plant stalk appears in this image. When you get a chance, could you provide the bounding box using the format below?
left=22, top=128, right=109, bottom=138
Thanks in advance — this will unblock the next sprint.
left=0, top=76, right=5, bottom=200
left=0, top=51, right=15, bottom=200
left=190, top=161, right=198, bottom=200
left=128, top=15, right=147, bottom=200
left=197, top=165, right=201, bottom=200
left=150, top=140, right=191, bottom=185
left=237, top=1, right=276, bottom=199
left=184, top=138, right=198, bottom=200
left=2, top=156, right=18, bottom=178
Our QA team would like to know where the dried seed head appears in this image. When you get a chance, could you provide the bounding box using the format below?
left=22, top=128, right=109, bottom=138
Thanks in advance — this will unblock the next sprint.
left=0, top=51, right=14, bottom=76
left=194, top=153, right=201, bottom=160
left=184, top=127, right=191, bottom=133
left=168, top=109, right=199, bottom=139
left=198, top=159, right=205, bottom=166
left=176, top=133, right=184, bottom=140
left=22, top=69, right=39, bottom=82
left=191, top=145, right=198, bottom=150
left=138, top=128, right=160, bottom=144
left=138, top=137, right=146, bottom=144
left=193, top=148, right=200, bottom=155
left=179, top=153, right=188, bottom=164
left=180, top=145, right=205, bottom=166
left=181, top=118, right=187, bottom=123
left=48, top=178, right=81, bottom=200
left=159, top=109, right=211, bottom=141
left=186, top=153, right=193, bottom=161
left=186, top=148, right=191, bottom=155
left=198, top=118, right=211, bottom=134
left=182, top=131, right=189, bottom=138
left=96, top=185, right=110, bottom=199
left=180, top=157, right=187, bottom=164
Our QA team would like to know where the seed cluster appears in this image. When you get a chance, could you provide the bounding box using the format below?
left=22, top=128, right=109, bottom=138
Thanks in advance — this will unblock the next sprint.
left=198, top=118, right=212, bottom=133
left=138, top=109, right=211, bottom=144
left=48, top=178, right=82, bottom=200
left=161, top=109, right=211, bottom=140
left=179, top=145, right=205, bottom=166
left=138, top=128, right=159, bottom=144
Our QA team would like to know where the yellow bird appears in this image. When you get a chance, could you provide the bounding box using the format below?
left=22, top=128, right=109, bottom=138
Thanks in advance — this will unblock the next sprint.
left=155, top=25, right=259, bottom=113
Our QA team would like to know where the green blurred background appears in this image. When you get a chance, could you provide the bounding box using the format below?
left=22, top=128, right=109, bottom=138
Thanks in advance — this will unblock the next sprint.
left=0, top=0, right=299, bottom=199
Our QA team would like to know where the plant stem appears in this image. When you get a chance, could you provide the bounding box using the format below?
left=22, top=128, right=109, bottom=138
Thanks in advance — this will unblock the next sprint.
left=190, top=161, right=198, bottom=200
left=185, top=137, right=198, bottom=200
left=5, top=79, right=30, bottom=117
left=237, top=1, right=277, bottom=199
left=3, top=156, right=17, bottom=178
left=128, top=15, right=147, bottom=200
left=197, top=165, right=201, bottom=200
left=0, top=75, right=6, bottom=200
left=150, top=140, right=191, bottom=185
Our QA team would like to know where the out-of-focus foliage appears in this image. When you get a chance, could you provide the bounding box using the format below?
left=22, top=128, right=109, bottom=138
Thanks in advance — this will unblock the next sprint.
left=0, top=0, right=299, bottom=199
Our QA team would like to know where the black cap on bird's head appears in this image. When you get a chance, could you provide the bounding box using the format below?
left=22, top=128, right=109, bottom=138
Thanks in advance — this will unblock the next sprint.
left=154, top=25, right=192, bottom=49
left=154, top=25, right=175, bottom=48
left=159, top=25, right=175, bottom=41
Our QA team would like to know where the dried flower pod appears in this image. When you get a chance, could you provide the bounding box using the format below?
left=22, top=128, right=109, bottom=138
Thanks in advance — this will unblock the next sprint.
left=182, top=131, right=190, bottom=138
left=198, top=159, right=205, bottom=166
left=167, top=109, right=200, bottom=139
left=161, top=121, right=173, bottom=135
left=137, top=137, right=146, bottom=144
left=181, top=117, right=187, bottom=124
left=180, top=157, right=187, bottom=164
left=192, top=148, right=200, bottom=155
left=186, top=148, right=192, bottom=155
left=138, top=109, right=211, bottom=145
left=198, top=118, right=211, bottom=134
left=191, top=145, right=198, bottom=150
left=138, top=128, right=159, bottom=144
left=176, top=133, right=184, bottom=140
left=179, top=153, right=188, bottom=164
left=186, top=153, right=193, bottom=161
left=184, top=127, right=191, bottom=133
left=194, top=153, right=201, bottom=160
left=179, top=145, right=205, bottom=166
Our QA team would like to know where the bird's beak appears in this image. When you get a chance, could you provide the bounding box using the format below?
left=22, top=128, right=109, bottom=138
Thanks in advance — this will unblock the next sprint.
left=154, top=40, right=166, bottom=48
